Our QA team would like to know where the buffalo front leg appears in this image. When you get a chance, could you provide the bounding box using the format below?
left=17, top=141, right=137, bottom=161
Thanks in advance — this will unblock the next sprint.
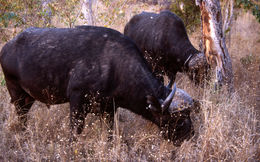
left=69, top=92, right=88, bottom=135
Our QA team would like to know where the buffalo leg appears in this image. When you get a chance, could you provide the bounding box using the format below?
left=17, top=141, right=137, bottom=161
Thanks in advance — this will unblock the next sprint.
left=101, top=99, right=115, bottom=122
left=14, top=94, right=35, bottom=127
left=69, top=92, right=88, bottom=134
left=5, top=80, right=35, bottom=127
left=99, top=99, right=116, bottom=141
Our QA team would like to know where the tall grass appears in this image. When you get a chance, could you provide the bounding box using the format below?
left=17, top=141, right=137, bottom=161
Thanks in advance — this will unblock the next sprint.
left=0, top=75, right=259, bottom=161
left=175, top=87, right=259, bottom=161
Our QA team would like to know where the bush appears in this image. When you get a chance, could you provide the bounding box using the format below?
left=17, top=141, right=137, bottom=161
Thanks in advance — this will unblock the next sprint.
left=169, top=0, right=201, bottom=33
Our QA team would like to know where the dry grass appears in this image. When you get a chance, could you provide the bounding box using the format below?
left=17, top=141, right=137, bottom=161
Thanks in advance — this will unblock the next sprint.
left=175, top=82, right=259, bottom=161
left=0, top=74, right=258, bottom=161
left=0, top=3, right=259, bottom=161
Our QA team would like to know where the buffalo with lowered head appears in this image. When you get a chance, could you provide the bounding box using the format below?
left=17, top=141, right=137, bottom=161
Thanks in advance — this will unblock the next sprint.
left=0, top=26, right=198, bottom=142
left=124, top=10, right=209, bottom=87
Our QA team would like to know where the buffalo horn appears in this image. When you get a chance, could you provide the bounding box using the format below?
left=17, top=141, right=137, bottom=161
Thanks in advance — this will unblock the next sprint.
left=161, top=83, right=177, bottom=112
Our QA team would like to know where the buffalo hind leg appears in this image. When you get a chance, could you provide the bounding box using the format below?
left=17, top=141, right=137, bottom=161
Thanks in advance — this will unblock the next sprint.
left=6, top=80, right=35, bottom=129
left=14, top=94, right=35, bottom=128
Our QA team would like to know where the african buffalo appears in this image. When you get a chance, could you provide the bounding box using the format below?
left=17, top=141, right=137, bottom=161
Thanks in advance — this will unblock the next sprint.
left=124, top=10, right=209, bottom=87
left=0, top=26, right=197, bottom=142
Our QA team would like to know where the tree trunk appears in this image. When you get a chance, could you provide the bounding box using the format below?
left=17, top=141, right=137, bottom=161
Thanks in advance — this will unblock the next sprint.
left=222, top=0, right=234, bottom=46
left=82, top=0, right=94, bottom=25
left=41, top=0, right=53, bottom=26
left=196, top=0, right=234, bottom=93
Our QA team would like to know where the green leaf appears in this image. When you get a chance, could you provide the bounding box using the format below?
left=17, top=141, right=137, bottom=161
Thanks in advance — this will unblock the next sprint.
left=235, top=0, right=260, bottom=23
left=0, top=75, right=5, bottom=86
left=7, top=12, right=16, bottom=20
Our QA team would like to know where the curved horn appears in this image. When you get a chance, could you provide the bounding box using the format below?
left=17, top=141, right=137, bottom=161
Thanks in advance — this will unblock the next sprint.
left=161, top=83, right=177, bottom=112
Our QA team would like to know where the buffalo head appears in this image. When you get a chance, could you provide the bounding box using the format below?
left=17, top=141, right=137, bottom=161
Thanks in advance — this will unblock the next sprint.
left=146, top=84, right=200, bottom=144
left=187, top=52, right=210, bottom=85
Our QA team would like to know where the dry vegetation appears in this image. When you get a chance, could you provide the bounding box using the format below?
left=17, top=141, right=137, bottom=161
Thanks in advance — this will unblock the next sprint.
left=0, top=2, right=259, bottom=161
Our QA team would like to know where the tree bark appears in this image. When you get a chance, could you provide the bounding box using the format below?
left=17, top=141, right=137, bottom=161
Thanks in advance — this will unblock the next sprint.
left=41, top=0, right=53, bottom=26
left=82, top=0, right=94, bottom=25
left=222, top=0, right=233, bottom=36
left=196, top=0, right=234, bottom=93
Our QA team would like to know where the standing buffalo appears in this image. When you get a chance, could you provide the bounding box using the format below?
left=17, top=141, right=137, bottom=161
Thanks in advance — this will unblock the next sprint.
left=0, top=26, right=197, bottom=142
left=124, top=10, right=209, bottom=87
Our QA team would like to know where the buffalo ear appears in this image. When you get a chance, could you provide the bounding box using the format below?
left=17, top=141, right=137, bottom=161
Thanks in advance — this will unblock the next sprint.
left=146, top=95, right=161, bottom=112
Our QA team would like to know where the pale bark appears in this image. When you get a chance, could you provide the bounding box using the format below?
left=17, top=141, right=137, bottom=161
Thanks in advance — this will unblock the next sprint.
left=81, top=0, right=94, bottom=25
left=222, top=0, right=234, bottom=37
left=196, top=0, right=234, bottom=93
left=41, top=0, right=53, bottom=26
left=222, top=0, right=234, bottom=46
